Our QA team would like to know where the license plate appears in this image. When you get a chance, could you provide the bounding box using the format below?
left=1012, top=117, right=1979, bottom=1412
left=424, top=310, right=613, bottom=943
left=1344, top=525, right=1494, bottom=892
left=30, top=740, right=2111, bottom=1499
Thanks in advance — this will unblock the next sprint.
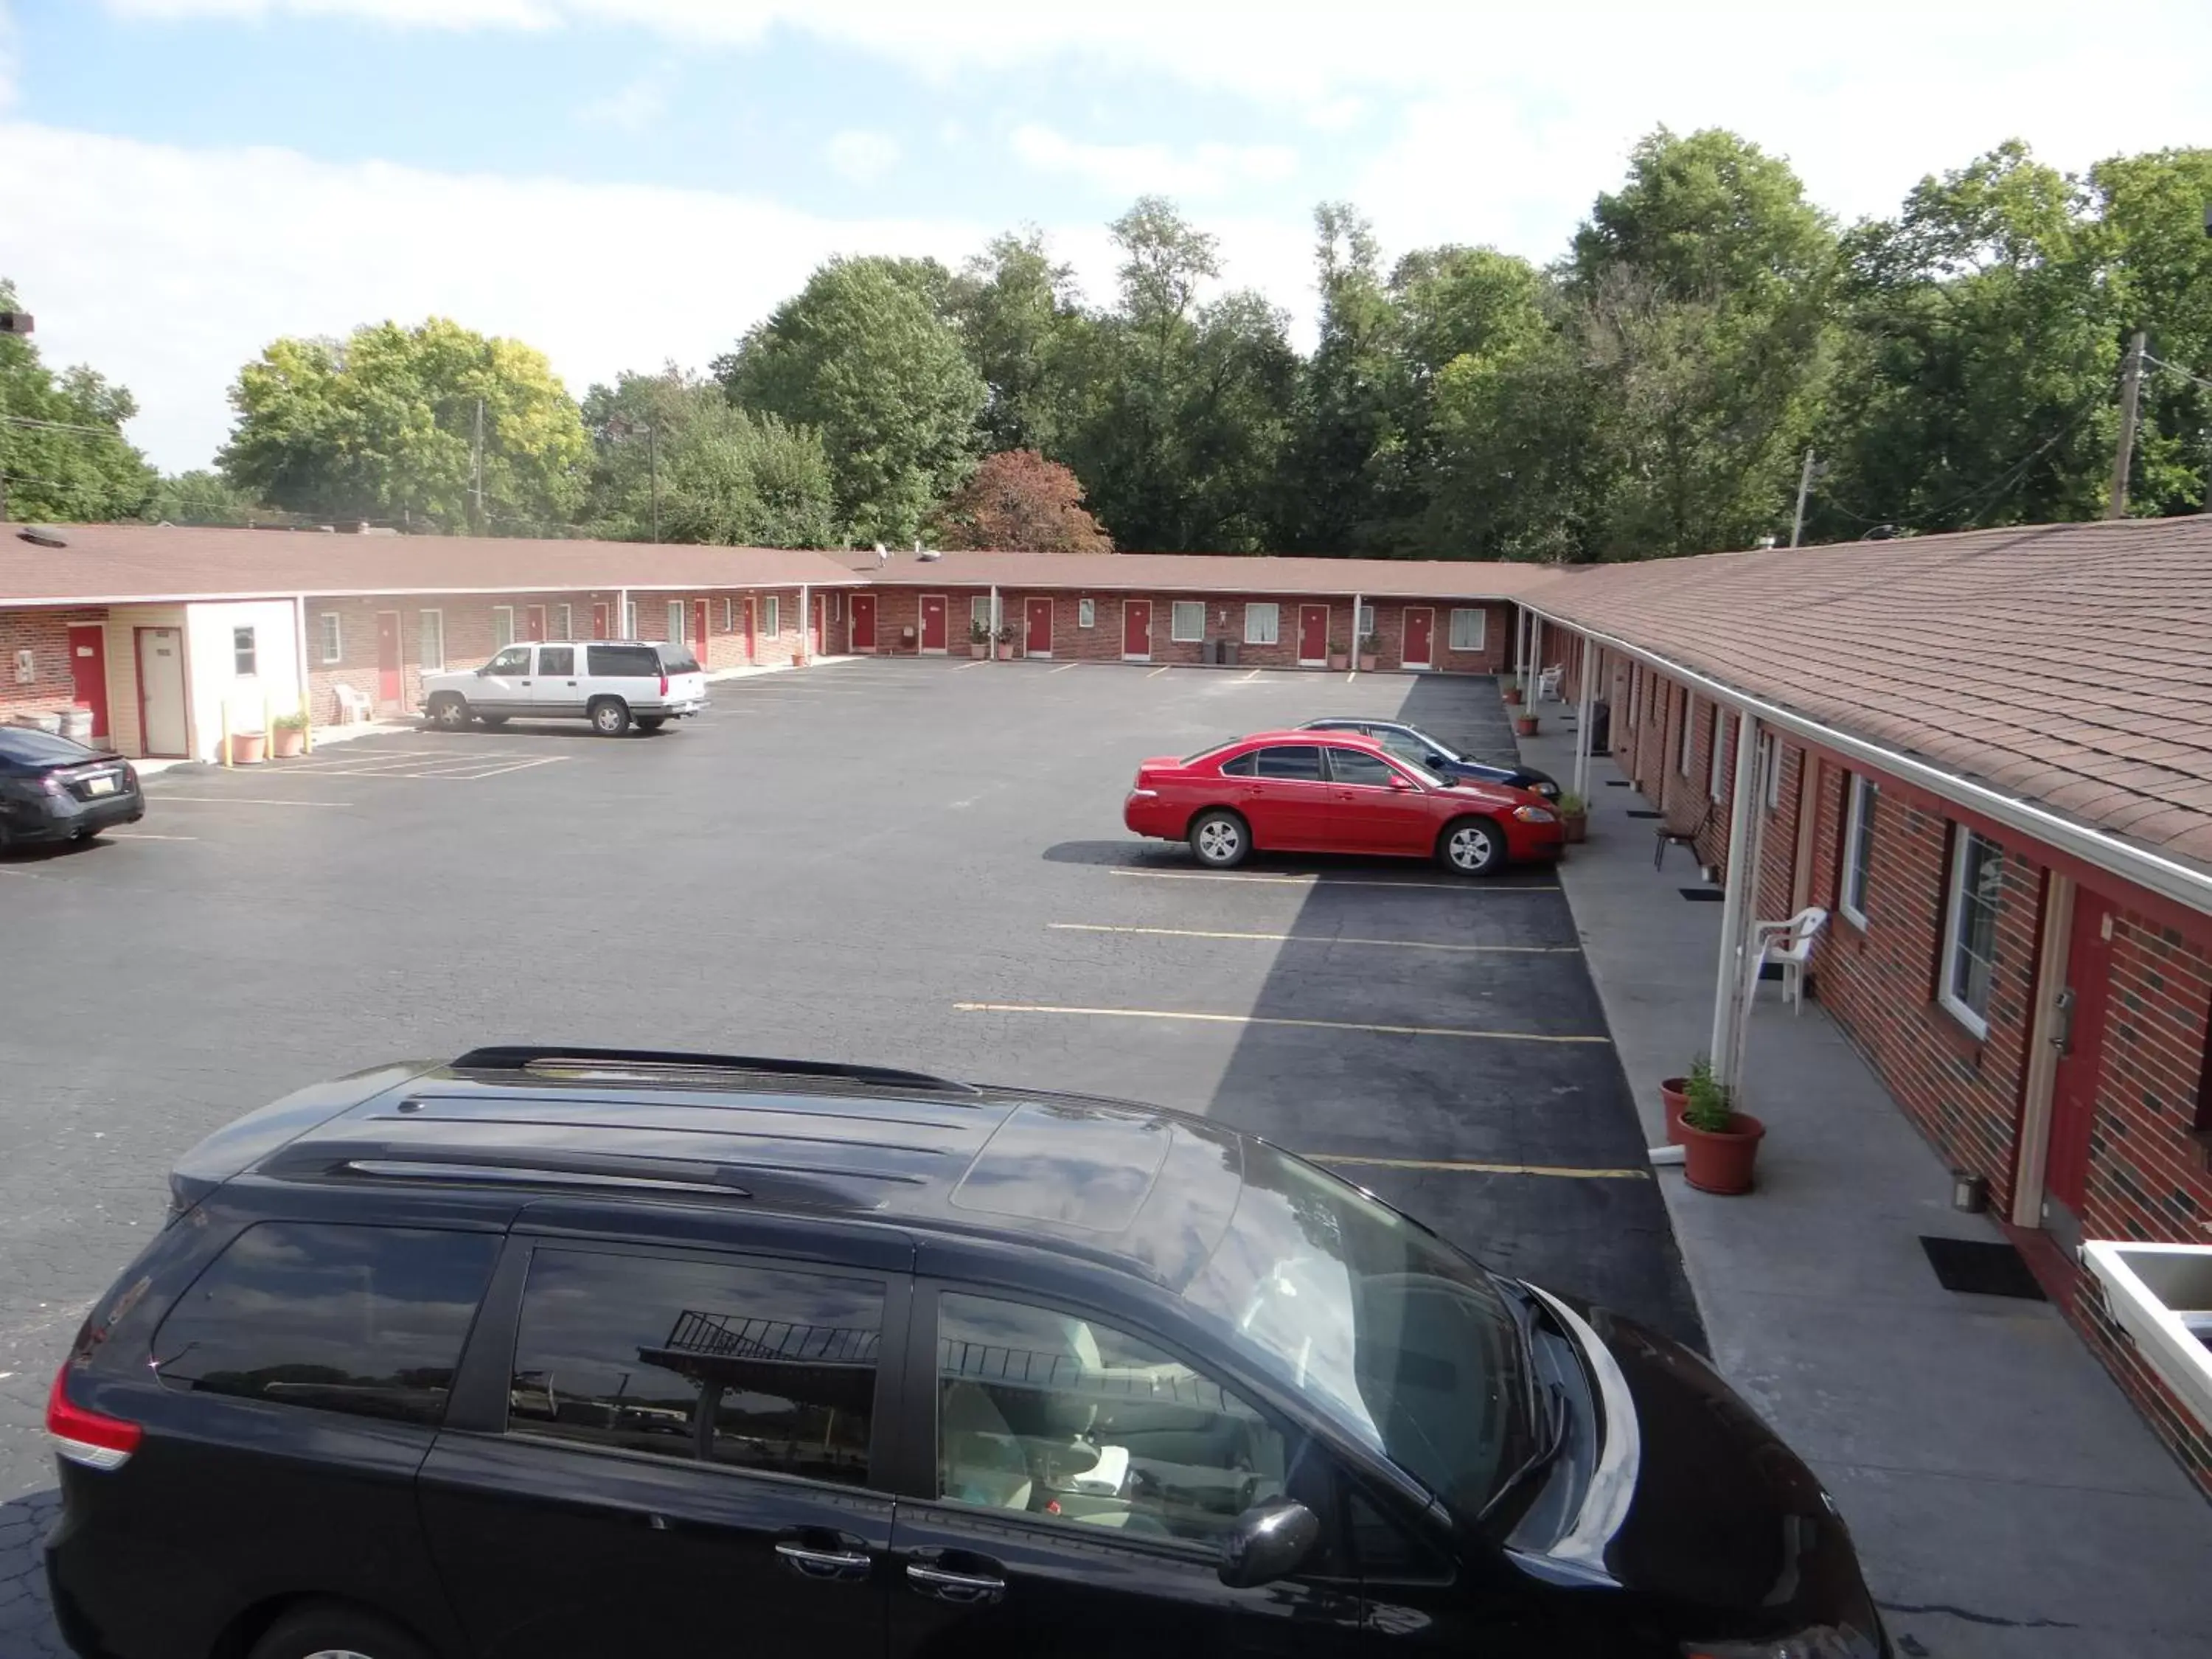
left=86, top=776, right=117, bottom=796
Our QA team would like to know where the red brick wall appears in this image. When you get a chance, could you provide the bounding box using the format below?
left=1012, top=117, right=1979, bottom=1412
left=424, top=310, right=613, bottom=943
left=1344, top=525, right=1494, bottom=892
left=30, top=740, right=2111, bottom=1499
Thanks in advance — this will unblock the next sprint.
left=1, top=606, right=104, bottom=726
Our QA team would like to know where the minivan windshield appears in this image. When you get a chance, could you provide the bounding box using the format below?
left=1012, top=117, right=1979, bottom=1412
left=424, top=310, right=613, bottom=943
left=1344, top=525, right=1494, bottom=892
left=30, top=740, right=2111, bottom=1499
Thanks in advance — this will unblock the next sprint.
left=1180, top=1145, right=1533, bottom=1517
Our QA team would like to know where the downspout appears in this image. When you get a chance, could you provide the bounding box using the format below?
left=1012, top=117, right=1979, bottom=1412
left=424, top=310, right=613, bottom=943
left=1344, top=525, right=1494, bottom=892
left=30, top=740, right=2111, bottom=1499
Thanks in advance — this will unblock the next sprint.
left=990, top=584, right=1000, bottom=655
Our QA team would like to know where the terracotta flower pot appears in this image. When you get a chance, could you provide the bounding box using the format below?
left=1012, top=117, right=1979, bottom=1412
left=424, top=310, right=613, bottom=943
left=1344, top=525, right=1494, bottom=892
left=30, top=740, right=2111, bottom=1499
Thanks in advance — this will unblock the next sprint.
left=226, top=731, right=265, bottom=765
left=1514, top=714, right=1539, bottom=737
left=1562, top=810, right=1587, bottom=844
left=1327, top=653, right=1349, bottom=671
left=1357, top=653, right=1378, bottom=672
left=971, top=641, right=990, bottom=658
left=1503, top=685, right=1523, bottom=705
left=1678, top=1110, right=1766, bottom=1194
left=1659, top=1077, right=1690, bottom=1143
left=996, top=642, right=1015, bottom=660
left=270, top=727, right=305, bottom=759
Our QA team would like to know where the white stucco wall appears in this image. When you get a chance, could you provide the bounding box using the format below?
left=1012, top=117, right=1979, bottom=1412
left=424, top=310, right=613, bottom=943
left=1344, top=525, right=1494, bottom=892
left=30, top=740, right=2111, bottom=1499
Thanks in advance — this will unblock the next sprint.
left=184, top=599, right=304, bottom=761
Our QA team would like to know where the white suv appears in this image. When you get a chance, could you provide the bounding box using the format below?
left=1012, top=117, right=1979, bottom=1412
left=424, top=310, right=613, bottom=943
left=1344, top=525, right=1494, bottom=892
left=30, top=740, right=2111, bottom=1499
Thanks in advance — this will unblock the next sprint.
left=420, top=640, right=709, bottom=736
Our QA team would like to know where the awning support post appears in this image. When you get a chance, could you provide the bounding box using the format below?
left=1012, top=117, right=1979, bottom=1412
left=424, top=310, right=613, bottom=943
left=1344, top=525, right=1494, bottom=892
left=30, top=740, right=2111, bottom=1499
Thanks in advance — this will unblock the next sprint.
left=1572, top=635, right=1595, bottom=803
left=1709, top=712, right=1766, bottom=1099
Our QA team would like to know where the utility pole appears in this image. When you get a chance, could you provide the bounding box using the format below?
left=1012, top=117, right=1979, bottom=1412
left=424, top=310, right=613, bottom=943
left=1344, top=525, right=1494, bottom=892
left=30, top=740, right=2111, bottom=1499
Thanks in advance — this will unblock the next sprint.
left=2107, top=331, right=2146, bottom=520
left=471, top=397, right=486, bottom=535
left=1789, top=448, right=1822, bottom=547
left=647, top=422, right=660, bottom=543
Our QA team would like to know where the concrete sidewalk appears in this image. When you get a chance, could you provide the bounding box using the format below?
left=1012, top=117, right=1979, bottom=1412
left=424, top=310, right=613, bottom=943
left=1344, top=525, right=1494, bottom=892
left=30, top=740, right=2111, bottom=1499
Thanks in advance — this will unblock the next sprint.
left=1515, top=704, right=2212, bottom=1659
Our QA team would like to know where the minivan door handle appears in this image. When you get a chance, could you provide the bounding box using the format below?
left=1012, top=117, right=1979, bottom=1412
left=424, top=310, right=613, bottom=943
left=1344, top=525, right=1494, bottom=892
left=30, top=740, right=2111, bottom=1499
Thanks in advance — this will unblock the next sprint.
left=775, top=1539, right=873, bottom=1582
left=906, top=1562, right=1006, bottom=1604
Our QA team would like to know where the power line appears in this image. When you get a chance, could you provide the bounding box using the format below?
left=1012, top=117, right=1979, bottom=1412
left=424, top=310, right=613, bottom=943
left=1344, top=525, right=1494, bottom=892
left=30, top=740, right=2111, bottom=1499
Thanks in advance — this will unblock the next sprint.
left=2142, top=351, right=2212, bottom=394
left=0, top=413, right=133, bottom=439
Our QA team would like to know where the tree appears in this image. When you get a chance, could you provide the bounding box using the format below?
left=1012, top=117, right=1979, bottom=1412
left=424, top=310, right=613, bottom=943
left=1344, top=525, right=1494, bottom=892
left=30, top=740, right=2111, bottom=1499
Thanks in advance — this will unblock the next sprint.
left=948, top=231, right=1098, bottom=456
left=1280, top=204, right=1408, bottom=552
left=928, top=449, right=1112, bottom=552
left=715, top=256, right=986, bottom=545
left=582, top=369, right=835, bottom=548
left=142, top=470, right=265, bottom=526
left=217, top=318, right=587, bottom=533
left=0, top=279, right=159, bottom=522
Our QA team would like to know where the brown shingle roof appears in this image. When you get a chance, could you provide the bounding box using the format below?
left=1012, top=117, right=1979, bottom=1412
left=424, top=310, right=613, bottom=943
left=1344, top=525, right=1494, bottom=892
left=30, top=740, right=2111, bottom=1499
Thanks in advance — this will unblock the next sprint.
left=851, top=548, right=1557, bottom=599
left=0, top=524, right=866, bottom=606
left=1522, top=518, right=2212, bottom=881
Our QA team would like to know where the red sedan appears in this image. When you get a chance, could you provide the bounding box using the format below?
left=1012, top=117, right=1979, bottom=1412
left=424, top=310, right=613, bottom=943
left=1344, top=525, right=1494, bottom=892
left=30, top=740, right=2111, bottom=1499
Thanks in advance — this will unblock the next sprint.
left=1124, top=729, right=1564, bottom=876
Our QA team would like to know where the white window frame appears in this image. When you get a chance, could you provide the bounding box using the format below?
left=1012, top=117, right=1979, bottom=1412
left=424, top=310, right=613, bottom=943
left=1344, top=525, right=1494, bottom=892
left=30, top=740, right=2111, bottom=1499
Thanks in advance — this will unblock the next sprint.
left=232, top=626, right=257, bottom=678
left=762, top=596, right=780, bottom=637
left=623, top=601, right=639, bottom=639
left=1243, top=602, right=1279, bottom=646
left=1356, top=604, right=1374, bottom=638
left=1447, top=607, right=1486, bottom=653
left=667, top=600, right=686, bottom=646
left=420, top=610, right=445, bottom=672
left=1708, top=709, right=1729, bottom=801
left=1677, top=692, right=1694, bottom=778
left=318, top=612, right=342, bottom=664
left=1078, top=598, right=1096, bottom=630
left=554, top=603, right=573, bottom=641
left=1169, top=600, right=1205, bottom=643
left=971, top=595, right=995, bottom=632
left=493, top=605, right=515, bottom=650
left=1840, top=775, right=1876, bottom=928
left=1763, top=737, right=1784, bottom=812
left=1938, top=829, right=2003, bottom=1039
left=720, top=598, right=734, bottom=633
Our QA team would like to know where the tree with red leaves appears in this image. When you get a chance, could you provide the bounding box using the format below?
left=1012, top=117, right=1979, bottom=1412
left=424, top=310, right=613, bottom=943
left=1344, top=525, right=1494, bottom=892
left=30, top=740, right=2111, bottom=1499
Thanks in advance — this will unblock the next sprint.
left=928, top=448, right=1113, bottom=552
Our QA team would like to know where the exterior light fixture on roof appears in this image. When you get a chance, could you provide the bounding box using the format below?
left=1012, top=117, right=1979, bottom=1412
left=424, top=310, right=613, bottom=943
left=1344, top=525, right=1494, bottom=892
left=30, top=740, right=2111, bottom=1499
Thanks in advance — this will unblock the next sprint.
left=17, top=526, right=67, bottom=548
left=0, top=312, right=32, bottom=335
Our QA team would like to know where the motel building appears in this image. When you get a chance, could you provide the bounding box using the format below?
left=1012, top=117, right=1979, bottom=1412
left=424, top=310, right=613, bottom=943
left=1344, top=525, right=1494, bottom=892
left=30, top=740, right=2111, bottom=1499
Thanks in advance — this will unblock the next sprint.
left=4, top=515, right=2211, bottom=1499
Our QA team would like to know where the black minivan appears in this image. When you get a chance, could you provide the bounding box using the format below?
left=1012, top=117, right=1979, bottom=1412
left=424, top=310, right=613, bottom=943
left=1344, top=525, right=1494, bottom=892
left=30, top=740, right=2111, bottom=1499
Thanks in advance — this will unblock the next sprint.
left=46, top=1048, right=1886, bottom=1659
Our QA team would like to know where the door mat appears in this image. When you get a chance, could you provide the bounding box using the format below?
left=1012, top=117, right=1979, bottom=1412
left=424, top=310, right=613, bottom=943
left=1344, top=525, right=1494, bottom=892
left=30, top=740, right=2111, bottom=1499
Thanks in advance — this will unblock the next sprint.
left=1920, top=1236, right=2047, bottom=1300
left=1606, top=780, right=1632, bottom=788
left=1680, top=888, right=1725, bottom=902
left=1627, top=810, right=1663, bottom=819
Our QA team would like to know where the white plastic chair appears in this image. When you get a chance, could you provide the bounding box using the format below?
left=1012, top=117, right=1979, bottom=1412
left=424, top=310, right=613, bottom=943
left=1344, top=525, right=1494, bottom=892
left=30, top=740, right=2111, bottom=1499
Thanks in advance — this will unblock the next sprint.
left=1535, top=664, right=1563, bottom=703
left=332, top=684, right=374, bottom=725
left=1750, top=905, right=1829, bottom=1015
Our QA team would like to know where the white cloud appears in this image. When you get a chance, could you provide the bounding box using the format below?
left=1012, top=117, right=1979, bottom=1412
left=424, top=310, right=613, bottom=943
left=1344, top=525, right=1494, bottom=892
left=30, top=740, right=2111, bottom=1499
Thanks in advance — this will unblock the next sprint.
left=0, top=122, right=1315, bottom=473
left=824, top=127, right=900, bottom=185
left=574, top=69, right=667, bottom=132
left=1012, top=123, right=1295, bottom=200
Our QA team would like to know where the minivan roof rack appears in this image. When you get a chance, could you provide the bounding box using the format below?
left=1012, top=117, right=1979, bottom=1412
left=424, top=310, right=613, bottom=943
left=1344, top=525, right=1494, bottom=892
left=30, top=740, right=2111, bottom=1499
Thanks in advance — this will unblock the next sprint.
left=449, top=1046, right=981, bottom=1096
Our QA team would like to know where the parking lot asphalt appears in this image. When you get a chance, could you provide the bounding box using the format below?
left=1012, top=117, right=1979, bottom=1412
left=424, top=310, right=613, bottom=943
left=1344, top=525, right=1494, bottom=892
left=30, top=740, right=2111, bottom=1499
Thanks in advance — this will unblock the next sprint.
left=0, top=658, right=1697, bottom=1653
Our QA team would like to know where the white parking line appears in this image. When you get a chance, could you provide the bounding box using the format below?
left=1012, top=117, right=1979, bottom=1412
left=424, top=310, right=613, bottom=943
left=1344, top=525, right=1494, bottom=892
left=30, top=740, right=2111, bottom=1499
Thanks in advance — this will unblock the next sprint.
left=148, top=796, right=355, bottom=807
left=1051, top=662, right=1082, bottom=673
left=1147, top=665, right=1171, bottom=678
left=1048, top=923, right=1576, bottom=953
left=953, top=1002, right=1610, bottom=1045
left=102, top=832, right=200, bottom=841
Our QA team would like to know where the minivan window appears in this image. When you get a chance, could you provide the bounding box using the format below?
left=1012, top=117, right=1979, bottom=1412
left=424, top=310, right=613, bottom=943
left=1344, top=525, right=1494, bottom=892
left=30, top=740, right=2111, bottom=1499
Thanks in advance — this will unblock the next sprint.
left=151, top=1222, right=497, bottom=1427
left=508, top=1250, right=882, bottom=1488
left=537, top=644, right=575, bottom=676
left=587, top=644, right=660, bottom=678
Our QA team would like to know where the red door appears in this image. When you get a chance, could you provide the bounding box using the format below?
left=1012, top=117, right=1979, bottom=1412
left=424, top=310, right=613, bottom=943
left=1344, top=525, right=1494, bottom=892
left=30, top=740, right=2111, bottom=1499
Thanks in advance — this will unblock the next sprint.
left=1122, top=600, right=1152, bottom=661
left=1298, top=605, right=1329, bottom=666
left=526, top=605, right=547, bottom=643
left=2045, top=889, right=2116, bottom=1221
left=1403, top=607, right=1433, bottom=669
left=1025, top=598, right=1053, bottom=657
left=851, top=593, right=877, bottom=652
left=375, top=612, right=402, bottom=706
left=591, top=602, right=610, bottom=641
left=920, top=595, right=949, bottom=653
left=692, top=600, right=709, bottom=662
left=68, top=623, right=110, bottom=739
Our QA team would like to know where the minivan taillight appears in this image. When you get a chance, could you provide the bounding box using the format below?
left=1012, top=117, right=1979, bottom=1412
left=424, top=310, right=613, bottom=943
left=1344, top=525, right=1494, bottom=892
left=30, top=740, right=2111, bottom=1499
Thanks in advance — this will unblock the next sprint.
left=47, top=1366, right=140, bottom=1471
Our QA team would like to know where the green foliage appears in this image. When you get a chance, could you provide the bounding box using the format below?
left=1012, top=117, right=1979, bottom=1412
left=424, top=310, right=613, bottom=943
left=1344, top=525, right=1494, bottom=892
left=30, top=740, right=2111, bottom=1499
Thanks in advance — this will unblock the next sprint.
left=948, top=231, right=1096, bottom=457
left=1683, top=1056, right=1733, bottom=1133
left=217, top=317, right=587, bottom=533
left=0, top=279, right=159, bottom=522
left=142, top=469, right=264, bottom=526
left=715, top=256, right=986, bottom=545
left=581, top=369, right=834, bottom=548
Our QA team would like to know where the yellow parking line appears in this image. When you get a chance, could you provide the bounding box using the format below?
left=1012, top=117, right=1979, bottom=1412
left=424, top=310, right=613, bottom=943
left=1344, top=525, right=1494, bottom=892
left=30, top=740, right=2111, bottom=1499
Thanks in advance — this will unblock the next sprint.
left=150, top=796, right=354, bottom=808
left=1307, top=1154, right=1648, bottom=1180
left=1107, top=868, right=1559, bottom=893
left=1048, top=923, right=1576, bottom=954
left=952, top=1003, right=1608, bottom=1045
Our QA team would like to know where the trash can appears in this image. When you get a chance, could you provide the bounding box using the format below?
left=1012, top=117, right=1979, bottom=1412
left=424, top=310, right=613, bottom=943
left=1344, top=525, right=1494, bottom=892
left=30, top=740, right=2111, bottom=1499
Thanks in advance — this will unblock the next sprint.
left=1221, top=640, right=1239, bottom=667
left=1586, top=700, right=1612, bottom=756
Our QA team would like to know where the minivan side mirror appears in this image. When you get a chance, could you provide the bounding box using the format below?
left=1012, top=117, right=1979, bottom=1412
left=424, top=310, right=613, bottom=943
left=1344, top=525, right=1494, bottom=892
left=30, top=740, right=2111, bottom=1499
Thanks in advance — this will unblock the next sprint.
left=1217, top=1498, right=1320, bottom=1588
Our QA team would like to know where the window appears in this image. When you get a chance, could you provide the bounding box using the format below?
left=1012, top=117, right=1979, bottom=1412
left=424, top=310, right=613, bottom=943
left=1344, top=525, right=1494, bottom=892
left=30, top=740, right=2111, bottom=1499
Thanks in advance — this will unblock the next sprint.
left=1243, top=602, right=1279, bottom=646
left=829, top=592, right=841, bottom=620
left=318, top=613, right=342, bottom=664
left=720, top=598, right=733, bottom=633
left=420, top=610, right=445, bottom=672
left=1327, top=748, right=1399, bottom=788
left=1708, top=709, right=1729, bottom=801
left=151, top=1222, right=496, bottom=1427
left=538, top=645, right=574, bottom=676
left=624, top=601, right=639, bottom=639
left=1219, top=751, right=1258, bottom=776
left=761, top=596, right=780, bottom=637
left=1763, top=737, right=1784, bottom=812
left=232, top=626, right=257, bottom=677
left=492, top=606, right=515, bottom=650
left=1356, top=605, right=1374, bottom=637
left=1840, top=775, right=1877, bottom=927
left=1941, top=830, right=2004, bottom=1037
left=1677, top=692, right=1694, bottom=778
left=1251, top=744, right=1325, bottom=781
left=587, top=644, right=659, bottom=678
left=508, top=1249, right=882, bottom=1487
left=666, top=601, right=686, bottom=645
left=1170, top=601, right=1206, bottom=642
left=971, top=595, right=995, bottom=631
left=1372, top=727, right=1434, bottom=767
left=554, top=603, right=573, bottom=641
left=1078, top=598, right=1096, bottom=629
left=1626, top=664, right=1640, bottom=731
left=934, top=1293, right=1285, bottom=1545
left=486, top=645, right=532, bottom=675
left=1447, top=608, right=1486, bottom=652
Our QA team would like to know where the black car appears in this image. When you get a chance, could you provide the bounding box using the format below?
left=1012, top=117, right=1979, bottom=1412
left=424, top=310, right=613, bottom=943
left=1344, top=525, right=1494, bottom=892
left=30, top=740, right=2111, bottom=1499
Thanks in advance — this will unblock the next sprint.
left=0, top=725, right=142, bottom=849
left=46, top=1047, right=1885, bottom=1659
left=1299, top=718, right=1560, bottom=799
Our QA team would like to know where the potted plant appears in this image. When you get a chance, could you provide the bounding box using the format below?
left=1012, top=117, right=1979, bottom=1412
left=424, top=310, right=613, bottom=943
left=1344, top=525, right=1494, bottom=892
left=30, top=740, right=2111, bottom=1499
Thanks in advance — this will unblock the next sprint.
left=1503, top=676, right=1523, bottom=705
left=1659, top=1067, right=1694, bottom=1144
left=226, top=728, right=266, bottom=765
left=1356, top=633, right=1381, bottom=672
left=270, top=711, right=307, bottom=759
left=1326, top=639, right=1349, bottom=672
left=1557, top=790, right=1587, bottom=843
left=968, top=618, right=991, bottom=658
left=1677, top=1060, right=1765, bottom=1194
left=1514, top=708, right=1540, bottom=737
left=994, top=622, right=1017, bottom=660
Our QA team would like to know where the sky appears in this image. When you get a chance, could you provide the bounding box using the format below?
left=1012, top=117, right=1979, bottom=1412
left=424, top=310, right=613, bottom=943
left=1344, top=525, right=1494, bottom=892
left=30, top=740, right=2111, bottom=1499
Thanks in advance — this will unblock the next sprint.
left=2, top=0, right=2208, bottom=474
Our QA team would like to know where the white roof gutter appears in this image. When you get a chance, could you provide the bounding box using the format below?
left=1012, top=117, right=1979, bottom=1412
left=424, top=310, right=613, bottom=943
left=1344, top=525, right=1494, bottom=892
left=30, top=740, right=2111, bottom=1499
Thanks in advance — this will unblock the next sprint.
left=1527, top=604, right=2212, bottom=921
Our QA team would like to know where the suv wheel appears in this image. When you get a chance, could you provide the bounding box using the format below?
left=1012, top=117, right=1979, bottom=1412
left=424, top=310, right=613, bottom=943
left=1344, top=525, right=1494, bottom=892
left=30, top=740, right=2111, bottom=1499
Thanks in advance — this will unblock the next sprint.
left=427, top=693, right=470, bottom=731
left=247, top=1603, right=430, bottom=1659
left=589, top=698, right=632, bottom=737
left=1189, top=808, right=1249, bottom=869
